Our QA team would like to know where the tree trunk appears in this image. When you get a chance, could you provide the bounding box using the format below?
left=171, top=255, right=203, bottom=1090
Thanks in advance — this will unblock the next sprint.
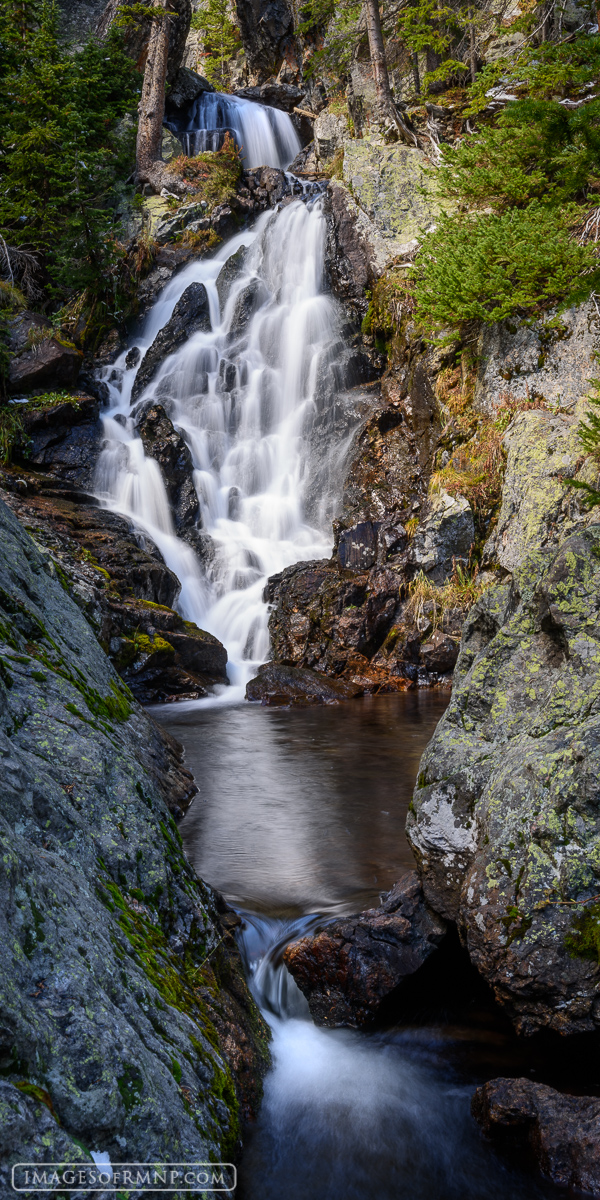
left=412, top=51, right=420, bottom=94
left=365, top=0, right=418, bottom=144
left=136, top=0, right=171, bottom=187
left=469, top=9, right=477, bottom=84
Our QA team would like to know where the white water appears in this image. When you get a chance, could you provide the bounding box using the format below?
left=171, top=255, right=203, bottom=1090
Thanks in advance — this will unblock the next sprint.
left=95, top=198, right=359, bottom=694
left=166, top=90, right=301, bottom=169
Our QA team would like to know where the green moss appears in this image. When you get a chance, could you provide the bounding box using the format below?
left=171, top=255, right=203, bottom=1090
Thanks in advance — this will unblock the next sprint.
left=117, top=1064, right=143, bottom=1113
left=565, top=903, right=600, bottom=961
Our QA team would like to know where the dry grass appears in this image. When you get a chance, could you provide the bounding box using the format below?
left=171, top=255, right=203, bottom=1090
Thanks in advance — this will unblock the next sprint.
left=406, top=562, right=490, bottom=629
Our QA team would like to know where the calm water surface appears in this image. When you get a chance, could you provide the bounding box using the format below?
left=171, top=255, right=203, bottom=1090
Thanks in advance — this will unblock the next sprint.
left=157, top=692, right=560, bottom=1200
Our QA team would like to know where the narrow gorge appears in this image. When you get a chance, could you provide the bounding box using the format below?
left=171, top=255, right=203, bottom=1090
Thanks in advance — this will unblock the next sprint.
left=2, top=1, right=600, bottom=1197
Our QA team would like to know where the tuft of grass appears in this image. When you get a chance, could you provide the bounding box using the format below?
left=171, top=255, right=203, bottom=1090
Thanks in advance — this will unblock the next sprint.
left=406, top=562, right=489, bottom=629
left=167, top=133, right=242, bottom=210
left=0, top=405, right=26, bottom=464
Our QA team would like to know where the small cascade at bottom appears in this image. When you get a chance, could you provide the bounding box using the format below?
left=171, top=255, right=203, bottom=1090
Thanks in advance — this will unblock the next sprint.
left=234, top=913, right=556, bottom=1200
left=95, top=198, right=361, bottom=694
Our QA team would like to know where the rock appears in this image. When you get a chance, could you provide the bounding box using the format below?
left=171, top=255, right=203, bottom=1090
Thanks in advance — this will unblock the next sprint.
left=314, top=110, right=348, bottom=162
left=472, top=1078, right=600, bottom=1195
left=245, top=660, right=363, bottom=705
left=136, top=404, right=199, bottom=531
left=216, top=245, right=247, bottom=311
left=474, top=301, right=600, bottom=415
left=233, top=0, right=294, bottom=77
left=407, top=522, right=600, bottom=1035
left=17, top=394, right=102, bottom=491
left=412, top=490, right=475, bottom=583
left=0, top=480, right=228, bottom=704
left=229, top=277, right=269, bottom=338
left=131, top=282, right=211, bottom=401
left=283, top=871, right=446, bottom=1026
left=266, top=559, right=402, bottom=681
left=6, top=310, right=51, bottom=355
left=1, top=487, right=181, bottom=608
left=9, top=337, right=83, bottom=394
left=419, top=629, right=459, bottom=674
left=233, top=83, right=303, bottom=111
left=0, top=495, right=270, bottom=1178
left=334, top=138, right=440, bottom=276
left=483, top=409, right=581, bottom=572
left=161, top=127, right=183, bottom=162
left=165, top=66, right=215, bottom=114
left=337, top=520, right=381, bottom=571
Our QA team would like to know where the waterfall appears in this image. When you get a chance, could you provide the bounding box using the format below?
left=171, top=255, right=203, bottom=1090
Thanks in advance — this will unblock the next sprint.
left=165, top=91, right=301, bottom=170
left=95, top=197, right=361, bottom=695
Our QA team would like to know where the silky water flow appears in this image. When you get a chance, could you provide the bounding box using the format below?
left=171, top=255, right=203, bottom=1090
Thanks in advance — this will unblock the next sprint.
left=165, top=90, right=302, bottom=169
left=95, top=197, right=360, bottom=696
left=95, top=124, right=558, bottom=1197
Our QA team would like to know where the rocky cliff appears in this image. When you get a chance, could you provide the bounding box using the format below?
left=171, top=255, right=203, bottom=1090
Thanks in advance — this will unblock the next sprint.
left=0, top=496, right=269, bottom=1188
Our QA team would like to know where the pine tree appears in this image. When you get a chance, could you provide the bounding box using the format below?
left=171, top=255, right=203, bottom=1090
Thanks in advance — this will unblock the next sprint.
left=192, top=0, right=241, bottom=88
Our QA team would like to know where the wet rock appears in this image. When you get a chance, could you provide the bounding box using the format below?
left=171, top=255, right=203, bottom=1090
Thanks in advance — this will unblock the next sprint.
left=136, top=404, right=199, bottom=532
left=412, top=490, right=475, bottom=584
left=113, top=606, right=228, bottom=704
left=229, top=277, right=269, bottom=339
left=234, top=0, right=294, bottom=77
left=165, top=66, right=215, bottom=115
left=245, top=660, right=363, bottom=705
left=17, top=394, right=102, bottom=491
left=419, top=629, right=459, bottom=674
left=131, top=282, right=211, bottom=401
left=472, top=1078, right=600, bottom=1195
left=244, top=166, right=292, bottom=208
left=216, top=245, right=247, bottom=311
left=233, top=83, right=303, bottom=111
left=0, top=495, right=269, bottom=1176
left=1, top=487, right=181, bottom=608
left=337, top=520, right=381, bottom=571
left=407, top=522, right=600, bottom=1035
left=9, top=336, right=83, bottom=394
left=283, top=871, right=446, bottom=1026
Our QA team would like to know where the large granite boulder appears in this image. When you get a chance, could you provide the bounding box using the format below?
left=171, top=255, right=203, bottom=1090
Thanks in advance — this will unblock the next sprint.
left=408, top=521, right=600, bottom=1035
left=131, top=282, right=211, bottom=402
left=283, top=871, right=446, bottom=1026
left=472, top=1078, right=600, bottom=1194
left=0, top=495, right=269, bottom=1182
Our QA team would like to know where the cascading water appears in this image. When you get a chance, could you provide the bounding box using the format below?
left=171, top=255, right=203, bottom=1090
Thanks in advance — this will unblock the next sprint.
left=95, top=197, right=361, bottom=693
left=165, top=90, right=301, bottom=169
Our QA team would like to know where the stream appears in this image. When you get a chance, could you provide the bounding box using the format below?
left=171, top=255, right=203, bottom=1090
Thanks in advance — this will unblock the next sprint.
left=95, top=96, right=562, bottom=1197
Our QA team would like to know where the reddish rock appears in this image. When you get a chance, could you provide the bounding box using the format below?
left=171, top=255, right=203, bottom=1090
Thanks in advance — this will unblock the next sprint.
left=283, top=871, right=446, bottom=1026
left=245, top=660, right=362, bottom=705
left=472, top=1077, right=600, bottom=1195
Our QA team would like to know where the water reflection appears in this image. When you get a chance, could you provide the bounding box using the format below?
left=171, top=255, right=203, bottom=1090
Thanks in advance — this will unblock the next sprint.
left=160, top=691, right=448, bottom=917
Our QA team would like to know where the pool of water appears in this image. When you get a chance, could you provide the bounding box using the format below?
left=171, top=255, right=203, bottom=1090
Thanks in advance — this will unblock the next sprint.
left=157, top=692, right=561, bottom=1200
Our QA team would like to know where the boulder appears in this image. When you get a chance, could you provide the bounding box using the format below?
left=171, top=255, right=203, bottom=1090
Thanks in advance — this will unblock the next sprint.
left=233, top=83, right=303, bottom=111
left=0, top=494, right=268, bottom=1174
left=283, top=871, right=446, bottom=1026
left=136, top=404, right=199, bottom=532
left=131, top=282, right=211, bottom=401
left=419, top=629, right=459, bottom=674
left=166, top=66, right=215, bottom=114
left=228, top=277, right=269, bottom=338
left=412, top=490, right=475, bottom=583
left=407, top=522, right=600, bottom=1035
left=314, top=110, right=348, bottom=162
left=9, top=337, right=83, bottom=394
left=245, top=660, right=363, bottom=705
left=472, top=1078, right=600, bottom=1195
left=17, top=394, right=102, bottom=491
left=113, top=608, right=228, bottom=704
left=216, top=245, right=247, bottom=312
left=7, top=310, right=51, bottom=355
left=483, top=409, right=581, bottom=572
